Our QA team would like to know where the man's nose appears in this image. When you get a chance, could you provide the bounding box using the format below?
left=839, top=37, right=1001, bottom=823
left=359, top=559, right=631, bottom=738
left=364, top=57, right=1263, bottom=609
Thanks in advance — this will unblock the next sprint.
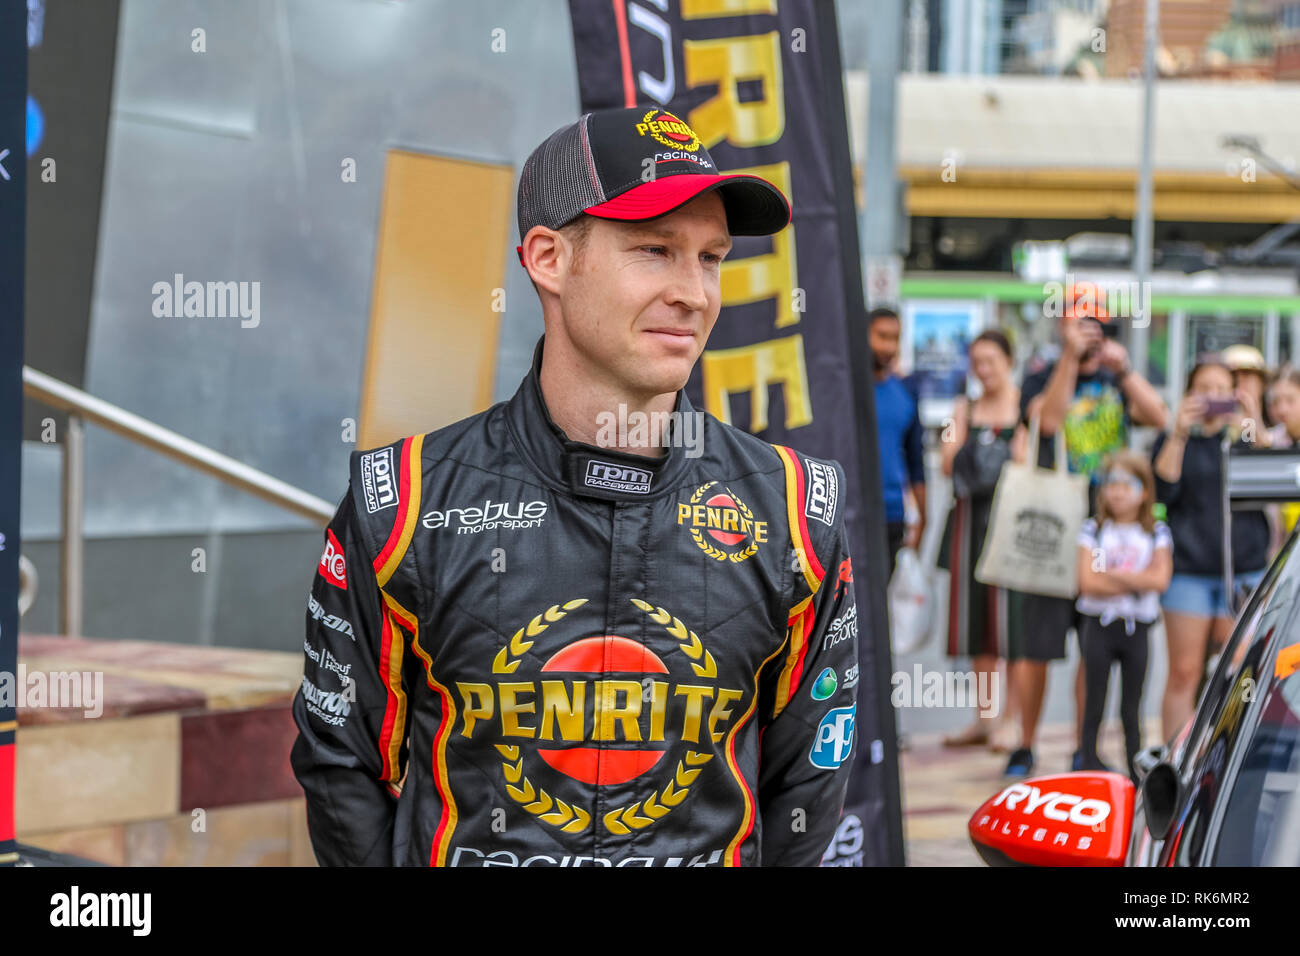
left=667, top=258, right=711, bottom=312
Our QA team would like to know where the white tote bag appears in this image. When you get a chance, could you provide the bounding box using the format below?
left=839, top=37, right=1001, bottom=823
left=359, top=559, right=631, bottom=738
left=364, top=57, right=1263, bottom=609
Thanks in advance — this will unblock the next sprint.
left=889, top=547, right=933, bottom=655
left=974, top=415, right=1088, bottom=599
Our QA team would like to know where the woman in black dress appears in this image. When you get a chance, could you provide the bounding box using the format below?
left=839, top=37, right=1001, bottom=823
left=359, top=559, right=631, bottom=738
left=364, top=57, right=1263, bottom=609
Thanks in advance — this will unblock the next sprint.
left=939, top=330, right=1022, bottom=748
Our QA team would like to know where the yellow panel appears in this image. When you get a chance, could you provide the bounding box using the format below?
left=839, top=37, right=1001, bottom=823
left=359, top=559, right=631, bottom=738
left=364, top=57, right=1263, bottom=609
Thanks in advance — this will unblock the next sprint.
left=359, top=150, right=513, bottom=450
left=892, top=165, right=1300, bottom=223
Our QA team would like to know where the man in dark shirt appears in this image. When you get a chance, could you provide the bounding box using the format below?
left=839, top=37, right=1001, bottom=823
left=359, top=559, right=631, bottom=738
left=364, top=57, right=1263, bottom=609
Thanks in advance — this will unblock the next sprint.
left=1009, top=296, right=1167, bottom=776
left=869, top=307, right=926, bottom=578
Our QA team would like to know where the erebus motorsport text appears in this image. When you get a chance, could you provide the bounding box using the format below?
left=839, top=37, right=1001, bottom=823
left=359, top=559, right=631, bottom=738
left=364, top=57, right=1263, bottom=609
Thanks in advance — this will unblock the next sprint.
left=422, top=499, right=547, bottom=534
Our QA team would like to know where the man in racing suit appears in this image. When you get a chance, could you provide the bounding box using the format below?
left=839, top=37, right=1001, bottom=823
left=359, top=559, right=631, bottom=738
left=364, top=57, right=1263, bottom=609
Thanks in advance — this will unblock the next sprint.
left=291, top=106, right=860, bottom=867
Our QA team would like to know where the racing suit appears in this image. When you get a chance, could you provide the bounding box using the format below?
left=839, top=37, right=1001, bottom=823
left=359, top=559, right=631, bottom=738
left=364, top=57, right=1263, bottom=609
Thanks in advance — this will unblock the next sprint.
left=291, top=338, right=860, bottom=867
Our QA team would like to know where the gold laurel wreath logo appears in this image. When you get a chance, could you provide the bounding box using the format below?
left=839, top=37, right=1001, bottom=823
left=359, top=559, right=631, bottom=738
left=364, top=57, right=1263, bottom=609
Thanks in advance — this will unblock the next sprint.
left=491, top=598, right=592, bottom=833
left=489, top=597, right=725, bottom=837
left=639, top=108, right=702, bottom=152
left=603, top=598, right=722, bottom=834
left=492, top=598, right=588, bottom=675
left=495, top=743, right=592, bottom=834
left=629, top=598, right=718, bottom=679
left=687, top=481, right=760, bottom=563
left=603, top=750, right=713, bottom=835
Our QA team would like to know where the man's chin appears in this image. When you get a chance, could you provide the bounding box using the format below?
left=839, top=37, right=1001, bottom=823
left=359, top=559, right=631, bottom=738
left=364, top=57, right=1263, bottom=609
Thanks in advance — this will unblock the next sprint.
left=629, top=356, right=693, bottom=396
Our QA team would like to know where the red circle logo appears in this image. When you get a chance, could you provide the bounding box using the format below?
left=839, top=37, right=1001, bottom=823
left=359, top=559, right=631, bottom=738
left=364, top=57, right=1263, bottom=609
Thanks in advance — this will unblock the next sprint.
left=704, top=493, right=747, bottom=547
left=536, top=635, right=669, bottom=786
left=654, top=112, right=691, bottom=142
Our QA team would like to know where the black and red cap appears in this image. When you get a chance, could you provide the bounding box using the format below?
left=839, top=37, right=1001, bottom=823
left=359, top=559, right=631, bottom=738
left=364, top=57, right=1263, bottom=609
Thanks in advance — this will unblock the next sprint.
left=516, top=106, right=791, bottom=262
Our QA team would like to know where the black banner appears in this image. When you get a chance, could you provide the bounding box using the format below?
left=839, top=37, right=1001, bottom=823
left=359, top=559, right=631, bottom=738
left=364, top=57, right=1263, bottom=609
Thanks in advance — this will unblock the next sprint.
left=1, top=0, right=30, bottom=867
left=23, top=0, right=121, bottom=440
left=567, top=0, right=903, bottom=865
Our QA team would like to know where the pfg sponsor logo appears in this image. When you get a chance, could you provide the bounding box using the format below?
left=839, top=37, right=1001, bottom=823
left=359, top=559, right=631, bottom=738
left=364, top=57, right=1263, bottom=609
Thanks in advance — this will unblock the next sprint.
left=584, top=460, right=652, bottom=495
left=677, top=482, right=767, bottom=563
left=809, top=704, right=855, bottom=769
left=804, top=459, right=838, bottom=527
left=359, top=446, right=397, bottom=514
left=318, top=528, right=347, bottom=589
left=307, top=593, right=354, bottom=640
left=422, top=499, right=547, bottom=534
left=302, top=639, right=352, bottom=683
left=49, top=885, right=151, bottom=936
left=450, top=846, right=724, bottom=867
left=301, top=675, right=351, bottom=727
left=820, top=813, right=863, bottom=867
left=823, top=604, right=857, bottom=651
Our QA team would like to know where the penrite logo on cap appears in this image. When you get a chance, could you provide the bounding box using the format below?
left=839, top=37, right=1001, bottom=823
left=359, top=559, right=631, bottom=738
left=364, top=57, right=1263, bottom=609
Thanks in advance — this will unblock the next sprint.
left=634, top=109, right=702, bottom=153
left=585, top=459, right=653, bottom=495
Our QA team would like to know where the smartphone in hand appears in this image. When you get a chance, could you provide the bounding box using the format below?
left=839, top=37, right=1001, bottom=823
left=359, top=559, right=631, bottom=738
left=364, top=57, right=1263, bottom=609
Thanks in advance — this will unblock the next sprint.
left=1203, top=396, right=1238, bottom=418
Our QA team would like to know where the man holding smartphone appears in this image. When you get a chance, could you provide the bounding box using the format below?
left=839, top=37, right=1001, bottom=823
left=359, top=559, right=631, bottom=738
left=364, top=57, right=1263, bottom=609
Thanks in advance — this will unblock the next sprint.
left=1004, top=285, right=1167, bottom=777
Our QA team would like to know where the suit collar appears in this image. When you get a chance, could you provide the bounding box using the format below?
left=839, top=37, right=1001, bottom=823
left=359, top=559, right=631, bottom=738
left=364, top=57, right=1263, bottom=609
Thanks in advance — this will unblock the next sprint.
left=505, top=336, right=694, bottom=501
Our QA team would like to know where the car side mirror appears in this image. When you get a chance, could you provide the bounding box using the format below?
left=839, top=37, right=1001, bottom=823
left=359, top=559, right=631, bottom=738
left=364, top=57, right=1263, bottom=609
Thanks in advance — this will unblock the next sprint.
left=968, top=773, right=1135, bottom=866
left=1140, top=761, right=1182, bottom=841
left=1130, top=744, right=1166, bottom=784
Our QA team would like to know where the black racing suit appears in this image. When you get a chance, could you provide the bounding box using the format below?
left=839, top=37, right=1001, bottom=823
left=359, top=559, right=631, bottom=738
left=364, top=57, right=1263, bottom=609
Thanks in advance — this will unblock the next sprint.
left=291, top=339, right=860, bottom=867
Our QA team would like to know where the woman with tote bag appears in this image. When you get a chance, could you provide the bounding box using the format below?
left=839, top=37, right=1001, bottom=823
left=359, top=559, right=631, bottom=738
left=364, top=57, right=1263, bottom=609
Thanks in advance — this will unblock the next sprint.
left=974, top=403, right=1090, bottom=775
left=937, top=330, right=1020, bottom=749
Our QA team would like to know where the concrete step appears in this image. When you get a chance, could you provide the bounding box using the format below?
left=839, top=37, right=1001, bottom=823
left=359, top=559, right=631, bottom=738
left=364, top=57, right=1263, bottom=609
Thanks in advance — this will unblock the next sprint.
left=12, top=634, right=312, bottom=866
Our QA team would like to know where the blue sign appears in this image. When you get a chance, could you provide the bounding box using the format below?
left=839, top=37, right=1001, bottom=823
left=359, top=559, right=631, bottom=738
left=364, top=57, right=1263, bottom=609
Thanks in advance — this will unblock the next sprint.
left=25, top=96, right=42, bottom=156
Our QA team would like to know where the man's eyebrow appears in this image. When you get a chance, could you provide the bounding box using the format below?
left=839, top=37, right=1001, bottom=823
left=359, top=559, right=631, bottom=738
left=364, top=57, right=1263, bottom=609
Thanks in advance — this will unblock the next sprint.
left=625, top=224, right=732, bottom=249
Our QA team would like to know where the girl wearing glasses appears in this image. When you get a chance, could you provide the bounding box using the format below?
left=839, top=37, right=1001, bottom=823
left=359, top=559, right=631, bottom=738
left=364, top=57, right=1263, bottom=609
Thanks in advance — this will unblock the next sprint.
left=1075, top=451, right=1172, bottom=781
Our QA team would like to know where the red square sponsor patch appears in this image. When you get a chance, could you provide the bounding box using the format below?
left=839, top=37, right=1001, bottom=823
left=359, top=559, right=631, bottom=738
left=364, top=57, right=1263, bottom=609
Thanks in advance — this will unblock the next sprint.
left=319, top=528, right=348, bottom=589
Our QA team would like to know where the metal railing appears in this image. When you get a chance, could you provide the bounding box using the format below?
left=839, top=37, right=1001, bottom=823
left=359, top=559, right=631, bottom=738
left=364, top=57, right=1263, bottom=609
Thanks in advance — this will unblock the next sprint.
left=22, top=366, right=336, bottom=636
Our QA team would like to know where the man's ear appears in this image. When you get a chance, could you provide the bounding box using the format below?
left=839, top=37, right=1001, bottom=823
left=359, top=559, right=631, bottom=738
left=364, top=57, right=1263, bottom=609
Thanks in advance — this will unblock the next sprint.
left=522, top=226, right=564, bottom=297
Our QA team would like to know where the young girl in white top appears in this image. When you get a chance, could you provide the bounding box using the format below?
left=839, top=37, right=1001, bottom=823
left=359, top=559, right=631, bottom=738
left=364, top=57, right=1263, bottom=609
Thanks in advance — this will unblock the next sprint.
left=1075, top=450, right=1173, bottom=781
